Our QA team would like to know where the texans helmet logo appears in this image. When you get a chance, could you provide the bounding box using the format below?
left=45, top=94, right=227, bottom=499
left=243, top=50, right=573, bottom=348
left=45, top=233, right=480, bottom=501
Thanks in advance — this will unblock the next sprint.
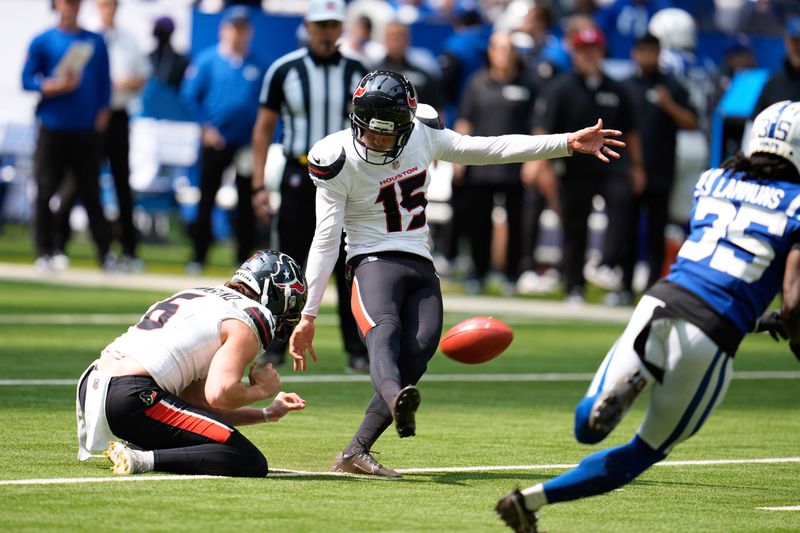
left=407, top=92, right=417, bottom=109
left=354, top=85, right=367, bottom=98
left=288, top=280, right=307, bottom=294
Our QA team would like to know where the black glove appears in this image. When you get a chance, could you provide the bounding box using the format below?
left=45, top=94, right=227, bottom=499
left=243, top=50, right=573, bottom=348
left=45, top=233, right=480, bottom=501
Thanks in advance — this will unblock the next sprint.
left=753, top=310, right=788, bottom=341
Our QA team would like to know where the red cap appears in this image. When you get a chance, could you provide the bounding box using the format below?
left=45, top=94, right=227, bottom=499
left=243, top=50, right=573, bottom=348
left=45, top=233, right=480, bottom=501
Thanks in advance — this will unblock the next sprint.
left=572, top=27, right=606, bottom=48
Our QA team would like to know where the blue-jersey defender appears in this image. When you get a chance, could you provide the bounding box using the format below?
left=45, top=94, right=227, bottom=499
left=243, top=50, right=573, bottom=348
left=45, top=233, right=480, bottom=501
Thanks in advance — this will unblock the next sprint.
left=496, top=100, right=800, bottom=533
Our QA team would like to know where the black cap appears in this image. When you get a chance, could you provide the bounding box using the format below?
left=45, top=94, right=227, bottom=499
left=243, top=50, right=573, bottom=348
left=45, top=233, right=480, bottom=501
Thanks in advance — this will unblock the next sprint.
left=635, top=32, right=660, bottom=47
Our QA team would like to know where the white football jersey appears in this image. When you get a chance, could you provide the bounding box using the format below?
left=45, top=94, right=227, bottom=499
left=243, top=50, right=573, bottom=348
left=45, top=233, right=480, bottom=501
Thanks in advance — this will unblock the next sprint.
left=302, top=105, right=570, bottom=315
left=104, top=286, right=275, bottom=394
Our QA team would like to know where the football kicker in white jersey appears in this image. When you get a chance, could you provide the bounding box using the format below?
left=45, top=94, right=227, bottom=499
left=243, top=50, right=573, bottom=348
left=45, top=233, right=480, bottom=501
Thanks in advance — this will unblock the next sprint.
left=289, top=70, right=627, bottom=480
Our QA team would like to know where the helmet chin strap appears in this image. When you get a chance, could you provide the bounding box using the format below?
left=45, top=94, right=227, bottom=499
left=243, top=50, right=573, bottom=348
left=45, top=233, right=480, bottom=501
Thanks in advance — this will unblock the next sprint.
left=352, top=135, right=402, bottom=165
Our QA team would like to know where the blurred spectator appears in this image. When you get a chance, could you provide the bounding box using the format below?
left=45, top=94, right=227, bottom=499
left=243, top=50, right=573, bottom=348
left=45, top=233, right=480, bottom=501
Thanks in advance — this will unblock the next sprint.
left=648, top=7, right=716, bottom=128
left=181, top=6, right=265, bottom=272
left=518, top=15, right=599, bottom=291
left=52, top=0, right=150, bottom=269
left=438, top=1, right=491, bottom=125
left=521, top=15, right=598, bottom=212
left=514, top=3, right=571, bottom=84
left=532, top=24, right=644, bottom=303
left=437, top=0, right=490, bottom=275
left=93, top=0, right=150, bottom=270
left=21, top=0, right=114, bottom=272
left=454, top=31, right=538, bottom=294
left=709, top=34, right=757, bottom=162
left=670, top=0, right=715, bottom=32
left=340, top=14, right=385, bottom=67
left=647, top=6, right=714, bottom=232
left=595, top=0, right=673, bottom=60
left=752, top=16, right=800, bottom=116
left=250, top=0, right=369, bottom=373
left=141, top=16, right=190, bottom=120
left=622, top=33, right=697, bottom=290
left=498, top=2, right=567, bottom=290
left=149, top=17, right=187, bottom=89
left=711, top=33, right=756, bottom=113
left=735, top=0, right=788, bottom=37
left=387, top=0, right=438, bottom=24
left=570, top=0, right=600, bottom=17
left=376, top=21, right=444, bottom=112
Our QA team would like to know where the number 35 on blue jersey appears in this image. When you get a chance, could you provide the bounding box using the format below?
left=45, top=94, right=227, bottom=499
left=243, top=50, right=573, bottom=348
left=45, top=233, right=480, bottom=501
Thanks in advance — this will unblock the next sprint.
left=667, top=167, right=800, bottom=334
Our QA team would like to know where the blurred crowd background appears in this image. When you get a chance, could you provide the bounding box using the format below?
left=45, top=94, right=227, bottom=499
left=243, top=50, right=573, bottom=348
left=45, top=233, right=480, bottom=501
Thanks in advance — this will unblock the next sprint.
left=2, top=0, right=799, bottom=306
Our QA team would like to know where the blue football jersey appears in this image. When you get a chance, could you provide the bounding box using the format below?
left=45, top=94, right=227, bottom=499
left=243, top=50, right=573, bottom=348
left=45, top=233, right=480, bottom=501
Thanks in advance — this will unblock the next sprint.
left=668, top=167, right=800, bottom=333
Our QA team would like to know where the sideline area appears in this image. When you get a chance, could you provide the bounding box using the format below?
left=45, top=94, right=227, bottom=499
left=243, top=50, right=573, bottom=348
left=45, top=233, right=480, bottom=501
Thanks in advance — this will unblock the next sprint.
left=0, top=262, right=632, bottom=323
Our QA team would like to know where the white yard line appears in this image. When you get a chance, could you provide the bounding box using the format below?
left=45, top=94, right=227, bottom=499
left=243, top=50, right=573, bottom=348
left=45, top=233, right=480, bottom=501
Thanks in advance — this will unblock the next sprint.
left=397, top=456, right=800, bottom=473
left=0, top=474, right=222, bottom=485
left=757, top=506, right=800, bottom=511
left=2, top=456, right=799, bottom=486
left=2, top=371, right=799, bottom=388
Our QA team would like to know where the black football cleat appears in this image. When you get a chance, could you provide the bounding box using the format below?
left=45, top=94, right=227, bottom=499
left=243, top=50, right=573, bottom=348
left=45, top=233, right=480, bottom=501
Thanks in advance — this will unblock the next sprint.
left=392, top=385, right=421, bottom=438
left=331, top=450, right=400, bottom=477
left=495, top=489, right=539, bottom=533
left=589, top=370, right=647, bottom=434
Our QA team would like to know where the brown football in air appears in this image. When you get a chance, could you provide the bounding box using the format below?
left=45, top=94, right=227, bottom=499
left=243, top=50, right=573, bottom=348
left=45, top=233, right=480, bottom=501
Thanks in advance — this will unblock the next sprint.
left=439, top=317, right=513, bottom=364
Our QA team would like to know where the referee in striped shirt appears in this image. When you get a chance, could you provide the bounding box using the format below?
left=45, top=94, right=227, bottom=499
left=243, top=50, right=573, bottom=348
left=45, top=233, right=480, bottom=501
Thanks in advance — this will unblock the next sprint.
left=251, top=0, right=368, bottom=372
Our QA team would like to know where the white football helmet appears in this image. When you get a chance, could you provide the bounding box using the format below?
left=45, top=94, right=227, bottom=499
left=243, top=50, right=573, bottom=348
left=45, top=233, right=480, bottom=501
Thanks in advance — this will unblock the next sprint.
left=648, top=8, right=696, bottom=50
left=746, top=100, right=800, bottom=175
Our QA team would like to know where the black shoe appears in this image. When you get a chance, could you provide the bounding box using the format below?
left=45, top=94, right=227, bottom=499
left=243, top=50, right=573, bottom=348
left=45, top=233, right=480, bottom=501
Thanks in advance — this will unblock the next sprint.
left=495, top=489, right=539, bottom=533
left=589, top=370, right=647, bottom=434
left=392, top=385, right=421, bottom=438
left=331, top=450, right=400, bottom=477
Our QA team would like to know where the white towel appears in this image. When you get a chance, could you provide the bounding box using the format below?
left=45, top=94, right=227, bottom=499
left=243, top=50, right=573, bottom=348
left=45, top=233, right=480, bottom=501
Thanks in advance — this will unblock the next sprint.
left=76, top=361, right=114, bottom=461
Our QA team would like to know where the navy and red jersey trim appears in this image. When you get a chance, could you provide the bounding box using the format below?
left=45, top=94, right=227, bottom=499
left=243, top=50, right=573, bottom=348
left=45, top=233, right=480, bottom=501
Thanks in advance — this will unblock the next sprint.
left=417, top=115, right=444, bottom=130
left=308, top=148, right=346, bottom=181
left=244, top=307, right=272, bottom=348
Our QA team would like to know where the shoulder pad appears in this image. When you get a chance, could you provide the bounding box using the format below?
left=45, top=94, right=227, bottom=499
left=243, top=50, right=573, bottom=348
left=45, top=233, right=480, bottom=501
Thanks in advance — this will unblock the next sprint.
left=308, top=146, right=346, bottom=181
left=415, top=103, right=444, bottom=130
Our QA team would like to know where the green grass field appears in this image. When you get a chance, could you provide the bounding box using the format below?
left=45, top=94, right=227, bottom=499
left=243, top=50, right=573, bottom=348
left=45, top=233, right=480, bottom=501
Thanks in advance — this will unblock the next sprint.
left=1, top=279, right=798, bottom=532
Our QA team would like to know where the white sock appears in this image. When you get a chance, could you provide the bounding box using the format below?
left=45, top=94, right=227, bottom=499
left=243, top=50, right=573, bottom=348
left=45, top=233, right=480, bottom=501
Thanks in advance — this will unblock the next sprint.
left=132, top=449, right=155, bottom=472
left=521, top=483, right=548, bottom=511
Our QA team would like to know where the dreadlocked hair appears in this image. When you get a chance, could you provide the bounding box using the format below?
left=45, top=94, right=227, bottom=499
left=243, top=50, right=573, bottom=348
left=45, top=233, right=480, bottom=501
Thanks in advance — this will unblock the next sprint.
left=224, top=281, right=259, bottom=302
left=721, top=152, right=800, bottom=184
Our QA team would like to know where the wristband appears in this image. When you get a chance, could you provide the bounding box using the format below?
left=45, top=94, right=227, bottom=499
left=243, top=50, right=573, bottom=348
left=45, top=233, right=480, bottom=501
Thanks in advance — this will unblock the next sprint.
left=262, top=406, right=270, bottom=423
